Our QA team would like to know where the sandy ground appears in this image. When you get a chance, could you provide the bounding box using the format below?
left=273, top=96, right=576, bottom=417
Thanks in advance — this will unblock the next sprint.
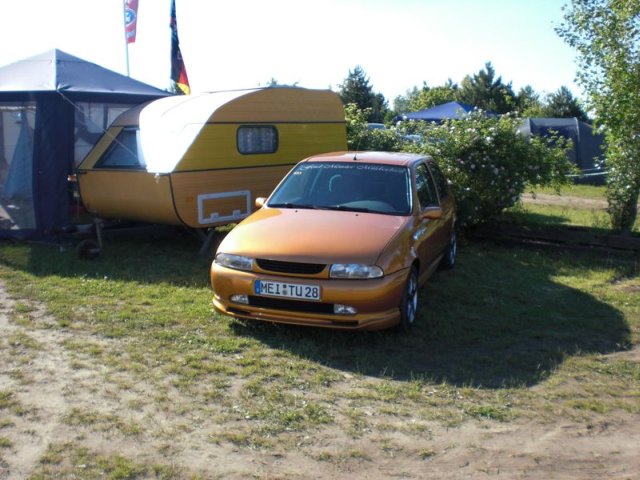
left=1, top=279, right=639, bottom=479
left=521, top=192, right=610, bottom=210
left=521, top=192, right=640, bottom=212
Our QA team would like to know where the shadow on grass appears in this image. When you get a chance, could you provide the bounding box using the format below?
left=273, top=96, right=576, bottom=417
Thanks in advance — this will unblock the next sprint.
left=231, top=244, right=633, bottom=388
left=0, top=229, right=633, bottom=389
left=500, top=210, right=571, bottom=227
left=0, top=225, right=212, bottom=287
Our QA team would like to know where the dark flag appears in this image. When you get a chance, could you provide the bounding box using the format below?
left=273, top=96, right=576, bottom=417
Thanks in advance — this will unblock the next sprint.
left=170, top=0, right=190, bottom=95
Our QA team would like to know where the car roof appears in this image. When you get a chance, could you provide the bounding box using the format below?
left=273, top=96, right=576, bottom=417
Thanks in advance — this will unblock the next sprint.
left=300, top=151, right=429, bottom=167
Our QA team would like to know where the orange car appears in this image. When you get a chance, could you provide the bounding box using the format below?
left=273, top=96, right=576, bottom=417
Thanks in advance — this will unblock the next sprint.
left=210, top=151, right=456, bottom=331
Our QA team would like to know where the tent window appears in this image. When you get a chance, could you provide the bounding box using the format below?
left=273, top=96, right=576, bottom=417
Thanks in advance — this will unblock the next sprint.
left=237, top=126, right=278, bottom=155
left=74, top=102, right=131, bottom=167
left=95, top=128, right=145, bottom=169
left=0, top=102, right=37, bottom=231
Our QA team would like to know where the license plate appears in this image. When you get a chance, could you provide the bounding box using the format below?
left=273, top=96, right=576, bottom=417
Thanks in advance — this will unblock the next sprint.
left=254, top=280, right=321, bottom=301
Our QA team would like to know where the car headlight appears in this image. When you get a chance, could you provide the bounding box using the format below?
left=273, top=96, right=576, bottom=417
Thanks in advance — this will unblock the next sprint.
left=330, top=264, right=383, bottom=279
left=214, top=253, right=254, bottom=271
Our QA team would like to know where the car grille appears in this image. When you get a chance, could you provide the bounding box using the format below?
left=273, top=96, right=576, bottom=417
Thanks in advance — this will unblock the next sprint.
left=256, top=259, right=326, bottom=275
left=248, top=296, right=334, bottom=314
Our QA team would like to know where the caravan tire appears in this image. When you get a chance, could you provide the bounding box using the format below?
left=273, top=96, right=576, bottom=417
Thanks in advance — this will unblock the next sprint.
left=77, top=239, right=101, bottom=260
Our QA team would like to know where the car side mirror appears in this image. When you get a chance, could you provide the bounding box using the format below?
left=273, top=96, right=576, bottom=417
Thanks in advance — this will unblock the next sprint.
left=421, top=206, right=443, bottom=220
left=255, top=197, right=267, bottom=208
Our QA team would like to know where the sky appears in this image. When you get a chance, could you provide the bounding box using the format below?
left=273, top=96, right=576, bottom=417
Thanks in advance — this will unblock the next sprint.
left=1, top=0, right=582, bottom=108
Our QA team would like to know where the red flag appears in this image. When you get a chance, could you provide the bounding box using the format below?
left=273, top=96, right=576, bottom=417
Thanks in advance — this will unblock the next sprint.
left=170, top=0, right=190, bottom=95
left=124, top=0, right=139, bottom=44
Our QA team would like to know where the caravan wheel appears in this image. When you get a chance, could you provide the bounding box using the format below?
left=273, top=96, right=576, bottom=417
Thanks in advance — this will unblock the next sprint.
left=76, top=239, right=101, bottom=259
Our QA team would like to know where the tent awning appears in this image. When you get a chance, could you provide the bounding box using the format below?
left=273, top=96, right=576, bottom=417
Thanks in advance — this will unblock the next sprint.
left=0, top=49, right=168, bottom=96
left=400, top=101, right=476, bottom=122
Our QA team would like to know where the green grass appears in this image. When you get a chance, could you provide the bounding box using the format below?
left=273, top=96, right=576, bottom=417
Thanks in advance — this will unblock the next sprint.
left=531, top=184, right=607, bottom=200
left=62, top=407, right=142, bottom=436
left=0, top=391, right=15, bottom=410
left=32, top=442, right=184, bottom=480
left=0, top=222, right=638, bottom=475
left=505, top=202, right=624, bottom=230
left=508, top=184, right=640, bottom=232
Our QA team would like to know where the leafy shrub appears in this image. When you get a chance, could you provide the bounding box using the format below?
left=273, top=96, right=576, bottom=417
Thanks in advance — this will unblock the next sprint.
left=344, top=104, right=406, bottom=152
left=399, top=112, right=576, bottom=227
left=604, top=140, right=640, bottom=232
left=345, top=104, right=575, bottom=228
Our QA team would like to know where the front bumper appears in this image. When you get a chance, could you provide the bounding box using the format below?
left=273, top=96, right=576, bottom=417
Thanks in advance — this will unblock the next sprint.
left=210, top=265, right=408, bottom=331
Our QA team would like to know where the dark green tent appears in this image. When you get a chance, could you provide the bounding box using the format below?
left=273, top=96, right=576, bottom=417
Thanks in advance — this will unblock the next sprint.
left=519, top=118, right=605, bottom=183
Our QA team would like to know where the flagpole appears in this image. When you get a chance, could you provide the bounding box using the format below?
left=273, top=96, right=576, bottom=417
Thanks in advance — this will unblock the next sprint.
left=170, top=0, right=190, bottom=94
left=123, top=0, right=130, bottom=77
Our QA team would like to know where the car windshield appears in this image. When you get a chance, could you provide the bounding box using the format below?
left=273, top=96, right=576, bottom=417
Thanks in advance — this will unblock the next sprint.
left=268, top=162, right=412, bottom=215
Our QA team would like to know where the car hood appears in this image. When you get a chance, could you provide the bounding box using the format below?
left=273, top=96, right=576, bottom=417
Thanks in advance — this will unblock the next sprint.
left=218, top=207, right=410, bottom=265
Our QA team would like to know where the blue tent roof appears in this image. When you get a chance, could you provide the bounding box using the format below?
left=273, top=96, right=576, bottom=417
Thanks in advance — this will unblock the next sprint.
left=400, top=101, right=476, bottom=122
left=0, top=49, right=168, bottom=96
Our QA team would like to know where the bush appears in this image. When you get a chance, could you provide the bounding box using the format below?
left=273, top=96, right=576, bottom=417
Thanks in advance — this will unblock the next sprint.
left=399, top=112, right=576, bottom=227
left=604, top=140, right=640, bottom=232
left=344, top=105, right=575, bottom=228
left=344, top=104, right=406, bottom=152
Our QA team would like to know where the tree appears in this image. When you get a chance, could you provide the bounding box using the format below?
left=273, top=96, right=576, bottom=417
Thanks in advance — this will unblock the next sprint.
left=544, top=86, right=589, bottom=120
left=338, top=66, right=388, bottom=123
left=393, top=86, right=420, bottom=113
left=515, top=85, right=546, bottom=117
left=261, top=78, right=299, bottom=87
left=409, top=80, right=459, bottom=112
left=557, top=0, right=640, bottom=232
left=457, top=62, right=517, bottom=113
left=372, top=92, right=389, bottom=123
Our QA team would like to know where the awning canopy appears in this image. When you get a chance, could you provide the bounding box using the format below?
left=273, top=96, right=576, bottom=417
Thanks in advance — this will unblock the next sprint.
left=400, top=101, right=476, bottom=122
left=0, top=49, right=167, bottom=97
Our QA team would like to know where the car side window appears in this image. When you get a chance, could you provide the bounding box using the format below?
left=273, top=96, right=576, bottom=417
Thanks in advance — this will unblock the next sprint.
left=415, top=163, right=439, bottom=208
left=428, top=161, right=449, bottom=200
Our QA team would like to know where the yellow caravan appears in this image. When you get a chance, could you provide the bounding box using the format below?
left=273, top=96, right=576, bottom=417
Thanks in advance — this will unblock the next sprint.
left=77, top=87, right=347, bottom=232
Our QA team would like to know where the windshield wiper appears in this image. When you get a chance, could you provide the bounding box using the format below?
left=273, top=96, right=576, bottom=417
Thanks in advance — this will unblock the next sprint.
left=324, top=205, right=371, bottom=213
left=268, top=202, right=318, bottom=209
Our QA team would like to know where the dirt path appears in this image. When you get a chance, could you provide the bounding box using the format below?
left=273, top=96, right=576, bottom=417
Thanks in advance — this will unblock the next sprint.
left=521, top=192, right=610, bottom=209
left=1, top=285, right=67, bottom=478
left=1, top=280, right=640, bottom=479
left=522, top=192, right=640, bottom=212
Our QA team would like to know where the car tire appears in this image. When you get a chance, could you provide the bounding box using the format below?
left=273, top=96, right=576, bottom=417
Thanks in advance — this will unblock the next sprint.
left=399, top=267, right=419, bottom=332
left=441, top=228, right=457, bottom=269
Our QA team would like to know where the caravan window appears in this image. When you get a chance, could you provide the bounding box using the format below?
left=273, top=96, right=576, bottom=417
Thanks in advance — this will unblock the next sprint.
left=237, top=126, right=278, bottom=154
left=74, top=102, right=131, bottom=167
left=95, top=128, right=145, bottom=169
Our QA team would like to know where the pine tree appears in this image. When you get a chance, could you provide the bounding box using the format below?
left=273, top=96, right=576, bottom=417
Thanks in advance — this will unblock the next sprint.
left=458, top=62, right=516, bottom=113
left=338, top=66, right=388, bottom=123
